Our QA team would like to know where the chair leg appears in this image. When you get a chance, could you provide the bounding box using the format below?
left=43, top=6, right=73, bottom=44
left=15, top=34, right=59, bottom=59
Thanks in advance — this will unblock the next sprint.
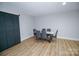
left=48, top=38, right=52, bottom=43
left=48, top=40, right=51, bottom=43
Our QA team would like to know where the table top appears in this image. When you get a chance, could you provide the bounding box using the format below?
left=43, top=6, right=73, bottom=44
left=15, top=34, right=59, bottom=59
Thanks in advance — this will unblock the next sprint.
left=46, top=32, right=54, bottom=34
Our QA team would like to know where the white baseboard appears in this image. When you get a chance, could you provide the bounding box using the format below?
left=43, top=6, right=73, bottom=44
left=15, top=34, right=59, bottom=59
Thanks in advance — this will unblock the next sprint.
left=21, top=35, right=33, bottom=42
left=21, top=35, right=79, bottom=42
left=57, top=36, right=79, bottom=41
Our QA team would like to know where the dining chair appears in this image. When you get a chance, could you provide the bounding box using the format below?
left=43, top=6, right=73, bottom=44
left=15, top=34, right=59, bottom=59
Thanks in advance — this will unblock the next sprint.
left=41, top=29, right=51, bottom=43
left=47, top=28, right=51, bottom=32
left=33, top=29, right=37, bottom=36
left=54, top=30, right=58, bottom=38
left=41, top=29, right=47, bottom=39
left=36, top=30, right=42, bottom=40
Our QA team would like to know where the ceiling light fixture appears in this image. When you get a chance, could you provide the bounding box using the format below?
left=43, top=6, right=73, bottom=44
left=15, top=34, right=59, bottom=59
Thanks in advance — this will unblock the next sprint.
left=62, top=2, right=66, bottom=6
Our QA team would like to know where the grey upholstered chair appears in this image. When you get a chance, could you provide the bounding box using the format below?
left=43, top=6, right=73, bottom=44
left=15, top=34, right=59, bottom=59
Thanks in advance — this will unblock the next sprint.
left=36, top=30, right=42, bottom=40
left=41, top=29, right=47, bottom=39
left=33, top=29, right=37, bottom=36
left=41, top=29, right=52, bottom=43
left=47, top=28, right=51, bottom=32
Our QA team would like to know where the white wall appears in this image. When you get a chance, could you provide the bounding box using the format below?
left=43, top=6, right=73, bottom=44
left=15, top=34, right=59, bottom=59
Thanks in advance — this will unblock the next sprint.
left=19, top=14, right=34, bottom=41
left=34, top=10, right=79, bottom=40
left=0, top=3, right=79, bottom=41
left=0, top=3, right=34, bottom=41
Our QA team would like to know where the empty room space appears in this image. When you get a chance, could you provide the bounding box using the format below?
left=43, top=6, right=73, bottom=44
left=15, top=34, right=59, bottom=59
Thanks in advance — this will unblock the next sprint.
left=0, top=2, right=79, bottom=56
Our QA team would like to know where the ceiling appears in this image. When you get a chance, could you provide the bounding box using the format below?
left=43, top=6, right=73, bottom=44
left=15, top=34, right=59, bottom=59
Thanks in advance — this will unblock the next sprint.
left=0, top=2, right=79, bottom=16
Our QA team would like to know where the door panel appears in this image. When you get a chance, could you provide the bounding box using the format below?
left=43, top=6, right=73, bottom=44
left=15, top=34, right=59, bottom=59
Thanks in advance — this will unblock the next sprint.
left=5, top=13, right=20, bottom=47
left=0, top=32, right=8, bottom=51
left=5, top=14, right=15, bottom=47
left=0, top=12, right=8, bottom=52
left=13, top=15, right=21, bottom=44
left=0, top=11, right=20, bottom=52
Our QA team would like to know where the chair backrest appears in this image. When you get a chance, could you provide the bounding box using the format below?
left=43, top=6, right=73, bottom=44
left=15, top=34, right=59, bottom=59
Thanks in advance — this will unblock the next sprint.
left=36, top=31, right=41, bottom=38
left=47, top=28, right=51, bottom=32
left=41, top=29, right=47, bottom=39
left=33, top=29, right=37, bottom=35
left=55, top=30, right=58, bottom=38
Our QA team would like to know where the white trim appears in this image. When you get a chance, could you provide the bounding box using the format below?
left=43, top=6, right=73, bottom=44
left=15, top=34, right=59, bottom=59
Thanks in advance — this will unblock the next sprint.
left=21, top=35, right=33, bottom=42
left=57, top=36, right=79, bottom=41
left=21, top=35, right=79, bottom=42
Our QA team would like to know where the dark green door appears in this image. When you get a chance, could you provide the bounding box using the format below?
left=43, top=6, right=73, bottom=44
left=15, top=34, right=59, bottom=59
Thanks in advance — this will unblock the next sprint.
left=0, top=11, right=20, bottom=52
left=12, top=15, right=20, bottom=44
left=5, top=13, right=16, bottom=47
left=0, top=12, right=8, bottom=52
left=5, top=13, right=20, bottom=47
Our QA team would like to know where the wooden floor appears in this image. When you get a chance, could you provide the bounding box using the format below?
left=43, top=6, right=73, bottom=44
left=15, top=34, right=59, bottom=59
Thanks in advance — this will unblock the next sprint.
left=0, top=37, right=79, bottom=56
